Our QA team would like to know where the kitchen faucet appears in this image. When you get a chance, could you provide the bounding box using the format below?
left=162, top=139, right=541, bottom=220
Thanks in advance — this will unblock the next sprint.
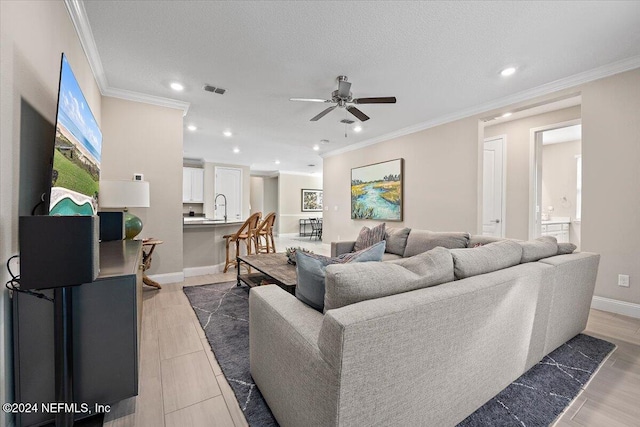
left=214, top=193, right=227, bottom=222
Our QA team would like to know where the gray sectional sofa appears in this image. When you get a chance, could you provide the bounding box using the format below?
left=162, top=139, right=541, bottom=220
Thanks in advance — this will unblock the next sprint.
left=249, top=228, right=598, bottom=426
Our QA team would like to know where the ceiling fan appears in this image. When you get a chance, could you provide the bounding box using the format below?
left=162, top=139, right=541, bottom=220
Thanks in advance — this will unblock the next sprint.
left=290, top=75, right=396, bottom=122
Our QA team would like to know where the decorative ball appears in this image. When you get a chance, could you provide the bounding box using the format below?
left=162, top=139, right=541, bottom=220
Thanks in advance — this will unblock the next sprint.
left=125, top=212, right=143, bottom=239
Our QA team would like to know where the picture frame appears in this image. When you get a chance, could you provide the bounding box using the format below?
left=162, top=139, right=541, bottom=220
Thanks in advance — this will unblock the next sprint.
left=301, top=189, right=323, bottom=212
left=351, top=158, right=403, bottom=221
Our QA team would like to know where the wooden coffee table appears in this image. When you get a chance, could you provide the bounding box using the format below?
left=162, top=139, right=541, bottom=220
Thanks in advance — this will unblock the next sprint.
left=236, top=253, right=296, bottom=294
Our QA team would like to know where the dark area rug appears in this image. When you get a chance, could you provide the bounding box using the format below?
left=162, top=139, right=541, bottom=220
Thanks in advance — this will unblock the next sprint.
left=185, top=282, right=614, bottom=427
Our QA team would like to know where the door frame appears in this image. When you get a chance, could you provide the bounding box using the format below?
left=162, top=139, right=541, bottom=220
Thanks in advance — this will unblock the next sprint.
left=528, top=119, right=581, bottom=239
left=483, top=135, right=507, bottom=237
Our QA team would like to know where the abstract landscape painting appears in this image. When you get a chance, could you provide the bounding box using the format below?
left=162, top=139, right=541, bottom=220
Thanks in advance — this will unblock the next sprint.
left=351, top=159, right=403, bottom=220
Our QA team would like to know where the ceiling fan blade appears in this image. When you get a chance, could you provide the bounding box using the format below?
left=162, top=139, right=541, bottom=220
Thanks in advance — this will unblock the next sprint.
left=352, top=97, right=397, bottom=104
left=290, top=98, right=331, bottom=103
left=346, top=106, right=370, bottom=122
left=310, top=105, right=337, bottom=121
left=337, top=80, right=352, bottom=98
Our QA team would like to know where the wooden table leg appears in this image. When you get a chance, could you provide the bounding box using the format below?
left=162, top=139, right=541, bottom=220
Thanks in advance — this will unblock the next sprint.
left=143, top=274, right=162, bottom=289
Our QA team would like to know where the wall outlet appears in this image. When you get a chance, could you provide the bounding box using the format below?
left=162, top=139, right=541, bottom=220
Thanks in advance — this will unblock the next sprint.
left=618, top=274, right=630, bottom=287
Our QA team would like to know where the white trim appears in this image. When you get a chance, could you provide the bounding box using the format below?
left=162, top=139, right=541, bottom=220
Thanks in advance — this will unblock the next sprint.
left=147, top=271, right=184, bottom=285
left=591, top=296, right=640, bottom=319
left=64, top=0, right=190, bottom=116
left=103, top=87, right=190, bottom=115
left=323, top=57, right=640, bottom=159
left=279, top=213, right=322, bottom=217
left=529, top=119, right=582, bottom=239
left=183, top=263, right=225, bottom=277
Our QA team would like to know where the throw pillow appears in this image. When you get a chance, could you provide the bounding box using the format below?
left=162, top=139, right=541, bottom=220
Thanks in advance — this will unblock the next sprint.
left=353, top=223, right=386, bottom=252
left=403, top=230, right=470, bottom=257
left=324, top=247, right=454, bottom=311
left=519, top=236, right=558, bottom=263
left=384, top=227, right=411, bottom=256
left=295, top=241, right=386, bottom=312
left=557, top=242, right=577, bottom=255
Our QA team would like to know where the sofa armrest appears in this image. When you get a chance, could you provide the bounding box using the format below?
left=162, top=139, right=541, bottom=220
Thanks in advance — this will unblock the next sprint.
left=249, top=285, right=339, bottom=426
left=331, top=240, right=356, bottom=257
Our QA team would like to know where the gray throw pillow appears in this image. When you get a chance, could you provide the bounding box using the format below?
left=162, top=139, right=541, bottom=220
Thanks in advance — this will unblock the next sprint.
left=403, top=230, right=470, bottom=257
left=295, top=241, right=386, bottom=312
left=519, top=236, right=558, bottom=263
left=384, top=227, right=411, bottom=256
left=324, top=247, right=454, bottom=311
left=450, top=240, right=523, bottom=280
left=353, top=223, right=386, bottom=251
left=557, top=242, right=577, bottom=255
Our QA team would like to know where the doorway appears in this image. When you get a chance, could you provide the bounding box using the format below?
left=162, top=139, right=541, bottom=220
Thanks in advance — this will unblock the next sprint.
left=482, top=136, right=506, bottom=237
left=215, top=167, right=242, bottom=221
left=530, top=121, right=582, bottom=247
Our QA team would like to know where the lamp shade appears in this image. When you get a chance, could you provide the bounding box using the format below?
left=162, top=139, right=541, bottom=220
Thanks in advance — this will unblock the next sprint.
left=99, top=180, right=150, bottom=208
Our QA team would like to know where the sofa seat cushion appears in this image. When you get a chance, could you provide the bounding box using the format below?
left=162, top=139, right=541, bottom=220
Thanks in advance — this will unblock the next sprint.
left=520, top=236, right=558, bottom=263
left=384, top=227, right=411, bottom=256
left=450, top=240, right=523, bottom=280
left=403, top=230, right=470, bottom=257
left=324, top=247, right=454, bottom=311
left=354, top=223, right=386, bottom=251
left=295, top=241, right=386, bottom=312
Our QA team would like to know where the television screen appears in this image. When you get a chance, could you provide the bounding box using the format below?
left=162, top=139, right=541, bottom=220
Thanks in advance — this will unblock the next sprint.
left=49, top=53, right=102, bottom=215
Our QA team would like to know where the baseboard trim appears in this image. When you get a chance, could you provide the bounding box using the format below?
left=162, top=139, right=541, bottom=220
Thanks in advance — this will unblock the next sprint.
left=147, top=271, right=184, bottom=285
left=183, top=264, right=226, bottom=277
left=591, top=296, right=640, bottom=319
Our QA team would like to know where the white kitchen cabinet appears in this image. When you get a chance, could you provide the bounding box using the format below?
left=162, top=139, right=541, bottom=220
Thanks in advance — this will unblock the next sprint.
left=541, top=222, right=570, bottom=243
left=183, top=167, right=204, bottom=203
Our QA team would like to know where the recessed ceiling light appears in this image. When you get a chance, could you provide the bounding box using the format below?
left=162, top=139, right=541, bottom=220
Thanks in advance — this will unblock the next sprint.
left=501, top=112, right=512, bottom=118
left=187, top=125, right=197, bottom=131
left=275, top=160, right=280, bottom=165
left=353, top=125, right=362, bottom=132
left=170, top=82, right=184, bottom=91
left=233, top=147, right=240, bottom=154
left=313, top=145, right=320, bottom=151
left=223, top=130, right=233, bottom=137
left=500, top=67, right=516, bottom=77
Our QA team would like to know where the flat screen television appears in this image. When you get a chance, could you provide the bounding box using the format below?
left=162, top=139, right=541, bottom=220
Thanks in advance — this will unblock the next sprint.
left=48, top=53, right=102, bottom=216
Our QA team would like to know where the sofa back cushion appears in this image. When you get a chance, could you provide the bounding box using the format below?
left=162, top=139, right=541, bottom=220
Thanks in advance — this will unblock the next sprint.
left=324, top=247, right=454, bottom=311
left=384, top=227, right=411, bottom=256
left=296, top=241, right=386, bottom=312
left=467, top=234, right=508, bottom=248
left=450, top=240, right=523, bottom=280
left=403, top=230, right=470, bottom=257
left=519, top=236, right=558, bottom=263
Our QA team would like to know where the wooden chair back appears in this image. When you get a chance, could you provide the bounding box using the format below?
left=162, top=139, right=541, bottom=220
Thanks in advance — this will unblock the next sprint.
left=232, top=212, right=262, bottom=240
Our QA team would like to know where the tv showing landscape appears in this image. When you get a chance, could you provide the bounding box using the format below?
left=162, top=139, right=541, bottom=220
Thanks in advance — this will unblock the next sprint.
left=49, top=53, right=102, bottom=216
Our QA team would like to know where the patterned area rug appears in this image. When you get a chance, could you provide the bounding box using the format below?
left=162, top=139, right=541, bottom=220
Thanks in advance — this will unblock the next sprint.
left=184, top=282, right=615, bottom=427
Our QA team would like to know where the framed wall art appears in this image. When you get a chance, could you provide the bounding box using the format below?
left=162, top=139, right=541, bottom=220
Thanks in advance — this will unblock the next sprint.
left=351, top=158, right=403, bottom=221
left=302, top=189, right=323, bottom=212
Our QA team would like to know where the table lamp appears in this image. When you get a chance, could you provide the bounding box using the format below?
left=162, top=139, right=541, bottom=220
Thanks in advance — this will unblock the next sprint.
left=99, top=180, right=150, bottom=239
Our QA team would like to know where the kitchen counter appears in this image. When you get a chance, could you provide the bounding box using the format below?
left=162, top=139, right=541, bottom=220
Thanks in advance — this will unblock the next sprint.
left=183, top=218, right=245, bottom=227
left=541, top=216, right=570, bottom=225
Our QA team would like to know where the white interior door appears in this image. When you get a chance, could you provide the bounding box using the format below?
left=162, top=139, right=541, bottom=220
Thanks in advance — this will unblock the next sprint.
left=215, top=167, right=242, bottom=220
left=483, top=137, right=505, bottom=237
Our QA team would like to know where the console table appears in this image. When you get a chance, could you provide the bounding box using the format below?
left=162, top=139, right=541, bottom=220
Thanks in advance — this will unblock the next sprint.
left=12, top=240, right=143, bottom=427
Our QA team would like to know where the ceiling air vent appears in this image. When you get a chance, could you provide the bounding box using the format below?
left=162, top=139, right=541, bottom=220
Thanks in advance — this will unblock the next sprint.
left=340, top=119, right=355, bottom=124
left=203, top=84, right=226, bottom=95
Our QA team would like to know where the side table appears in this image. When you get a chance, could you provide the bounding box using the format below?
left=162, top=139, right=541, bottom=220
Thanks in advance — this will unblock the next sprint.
left=142, top=238, right=163, bottom=289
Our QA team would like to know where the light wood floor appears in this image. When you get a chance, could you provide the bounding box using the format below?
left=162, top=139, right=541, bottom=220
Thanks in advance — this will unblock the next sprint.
left=104, top=262, right=640, bottom=426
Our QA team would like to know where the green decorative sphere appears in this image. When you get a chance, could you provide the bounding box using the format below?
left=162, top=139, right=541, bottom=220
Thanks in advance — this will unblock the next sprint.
left=125, top=212, right=143, bottom=239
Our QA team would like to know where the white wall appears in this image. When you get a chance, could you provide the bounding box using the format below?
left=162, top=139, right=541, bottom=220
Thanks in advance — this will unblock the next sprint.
left=100, top=97, right=184, bottom=275
left=250, top=176, right=264, bottom=215
left=0, top=2, right=102, bottom=425
left=541, top=140, right=581, bottom=219
left=277, top=173, right=323, bottom=235
left=263, top=177, right=278, bottom=231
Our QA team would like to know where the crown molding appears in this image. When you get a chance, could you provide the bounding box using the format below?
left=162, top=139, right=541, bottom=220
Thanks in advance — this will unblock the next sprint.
left=322, top=56, right=640, bottom=159
left=65, top=0, right=190, bottom=115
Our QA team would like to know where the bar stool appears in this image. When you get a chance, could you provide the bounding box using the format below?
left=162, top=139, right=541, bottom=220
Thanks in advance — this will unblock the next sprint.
left=253, top=211, right=277, bottom=254
left=223, top=212, right=261, bottom=273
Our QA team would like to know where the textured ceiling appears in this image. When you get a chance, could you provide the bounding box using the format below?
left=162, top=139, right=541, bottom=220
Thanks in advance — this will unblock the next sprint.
left=82, top=1, right=640, bottom=174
